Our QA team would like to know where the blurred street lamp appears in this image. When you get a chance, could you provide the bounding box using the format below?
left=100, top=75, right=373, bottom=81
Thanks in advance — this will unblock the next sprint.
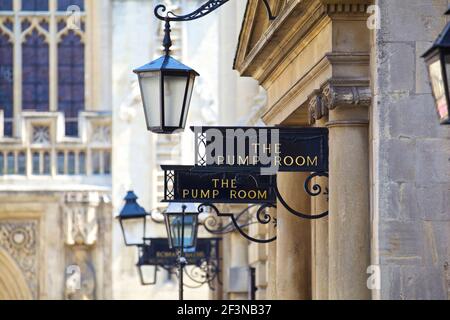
left=163, top=202, right=200, bottom=301
left=423, top=8, right=450, bottom=125
left=164, top=203, right=199, bottom=250
left=117, top=191, right=147, bottom=246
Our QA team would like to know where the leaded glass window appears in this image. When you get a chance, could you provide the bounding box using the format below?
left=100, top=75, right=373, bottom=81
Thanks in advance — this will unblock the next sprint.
left=32, top=152, right=40, bottom=174
left=43, top=151, right=50, bottom=174
left=0, top=1, right=88, bottom=138
left=58, top=31, right=84, bottom=136
left=0, top=0, right=13, bottom=11
left=22, top=0, right=49, bottom=11
left=22, top=29, right=49, bottom=111
left=18, top=152, right=26, bottom=174
left=58, top=0, right=85, bottom=11
left=0, top=30, right=13, bottom=136
left=7, top=152, right=14, bottom=174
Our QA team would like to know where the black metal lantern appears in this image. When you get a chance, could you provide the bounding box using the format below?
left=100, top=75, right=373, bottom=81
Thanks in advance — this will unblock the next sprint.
left=133, top=54, right=199, bottom=134
left=423, top=8, right=450, bottom=125
left=117, top=191, right=147, bottom=246
left=164, top=203, right=199, bottom=250
left=136, top=242, right=158, bottom=286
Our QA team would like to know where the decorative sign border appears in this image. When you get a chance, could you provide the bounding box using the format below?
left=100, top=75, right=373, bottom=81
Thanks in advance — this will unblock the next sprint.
left=162, top=165, right=276, bottom=204
left=192, top=126, right=329, bottom=173
left=140, top=238, right=220, bottom=267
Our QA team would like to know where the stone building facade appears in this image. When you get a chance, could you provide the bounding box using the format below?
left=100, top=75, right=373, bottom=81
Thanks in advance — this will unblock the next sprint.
left=232, top=0, right=450, bottom=300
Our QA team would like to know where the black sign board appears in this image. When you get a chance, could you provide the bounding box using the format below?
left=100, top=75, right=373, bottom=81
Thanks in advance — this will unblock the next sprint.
left=162, top=165, right=276, bottom=204
left=192, top=126, right=328, bottom=172
left=141, top=238, right=220, bottom=267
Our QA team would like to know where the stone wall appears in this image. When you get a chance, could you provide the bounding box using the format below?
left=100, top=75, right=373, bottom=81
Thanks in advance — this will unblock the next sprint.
left=372, top=0, right=450, bottom=300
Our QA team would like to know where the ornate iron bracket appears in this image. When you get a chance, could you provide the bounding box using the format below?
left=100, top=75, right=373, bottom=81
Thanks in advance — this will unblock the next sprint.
left=154, top=0, right=276, bottom=22
left=199, top=203, right=277, bottom=244
left=154, top=0, right=276, bottom=54
left=274, top=172, right=329, bottom=220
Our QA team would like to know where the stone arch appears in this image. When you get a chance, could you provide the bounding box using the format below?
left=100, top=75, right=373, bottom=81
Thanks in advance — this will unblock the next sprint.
left=0, top=248, right=33, bottom=300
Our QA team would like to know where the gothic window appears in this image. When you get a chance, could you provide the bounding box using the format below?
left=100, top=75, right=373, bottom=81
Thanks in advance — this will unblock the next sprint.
left=18, top=151, right=26, bottom=174
left=0, top=153, right=4, bottom=175
left=78, top=151, right=85, bottom=174
left=22, top=0, right=49, bottom=11
left=67, top=151, right=75, bottom=175
left=0, top=30, right=13, bottom=136
left=57, top=151, right=65, bottom=174
left=22, top=29, right=49, bottom=111
left=57, top=0, right=85, bottom=11
left=7, top=152, right=14, bottom=174
left=58, top=31, right=84, bottom=136
left=0, top=1, right=13, bottom=11
left=0, top=0, right=88, bottom=138
left=43, top=151, right=50, bottom=174
left=32, top=152, right=40, bottom=174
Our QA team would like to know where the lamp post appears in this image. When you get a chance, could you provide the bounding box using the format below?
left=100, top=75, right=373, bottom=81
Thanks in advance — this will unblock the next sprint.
left=163, top=203, right=200, bottom=300
left=133, top=0, right=276, bottom=134
left=423, top=8, right=450, bottom=125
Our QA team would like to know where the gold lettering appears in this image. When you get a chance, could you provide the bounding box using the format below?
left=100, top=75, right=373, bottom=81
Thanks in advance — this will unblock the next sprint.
left=258, top=190, right=267, bottom=199
left=238, top=156, right=249, bottom=165
left=230, top=190, right=237, bottom=199
left=200, top=189, right=210, bottom=198
left=295, top=156, right=306, bottom=166
left=212, top=179, right=220, bottom=188
left=284, top=156, right=294, bottom=166
left=183, top=189, right=189, bottom=198
left=231, top=179, right=237, bottom=189
left=307, top=156, right=318, bottom=166
left=274, top=143, right=281, bottom=154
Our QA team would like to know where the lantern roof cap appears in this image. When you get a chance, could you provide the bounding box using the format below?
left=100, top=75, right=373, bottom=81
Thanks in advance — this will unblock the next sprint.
left=422, top=19, right=450, bottom=58
left=165, top=203, right=200, bottom=215
left=118, top=191, right=147, bottom=219
left=133, top=55, right=199, bottom=76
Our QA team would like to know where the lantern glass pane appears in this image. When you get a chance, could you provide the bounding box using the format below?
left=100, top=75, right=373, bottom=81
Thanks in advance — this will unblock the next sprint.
left=138, top=265, right=156, bottom=285
left=168, top=214, right=196, bottom=249
left=181, top=74, right=196, bottom=129
left=163, top=74, right=189, bottom=127
left=120, top=218, right=145, bottom=246
left=429, top=58, right=448, bottom=121
left=139, top=72, right=161, bottom=128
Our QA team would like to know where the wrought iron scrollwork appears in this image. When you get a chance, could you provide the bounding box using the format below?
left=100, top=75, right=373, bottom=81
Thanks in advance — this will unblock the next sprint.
left=154, top=0, right=276, bottom=22
left=183, top=260, right=221, bottom=290
left=199, top=203, right=277, bottom=244
left=274, top=172, right=329, bottom=220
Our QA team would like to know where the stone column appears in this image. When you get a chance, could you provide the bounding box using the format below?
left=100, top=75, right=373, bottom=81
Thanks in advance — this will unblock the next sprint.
left=320, top=81, right=371, bottom=300
left=228, top=231, right=250, bottom=300
left=276, top=172, right=311, bottom=300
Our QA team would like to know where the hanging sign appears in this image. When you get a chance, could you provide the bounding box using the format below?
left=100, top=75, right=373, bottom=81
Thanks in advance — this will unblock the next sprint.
left=192, top=126, right=328, bottom=173
left=141, top=238, right=220, bottom=267
left=162, top=165, right=276, bottom=204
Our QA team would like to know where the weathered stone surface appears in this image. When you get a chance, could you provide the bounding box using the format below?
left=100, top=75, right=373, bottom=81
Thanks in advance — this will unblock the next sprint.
left=374, top=0, right=450, bottom=300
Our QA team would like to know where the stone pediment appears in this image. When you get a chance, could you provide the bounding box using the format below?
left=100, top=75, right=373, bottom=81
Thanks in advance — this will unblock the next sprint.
left=234, top=0, right=372, bottom=84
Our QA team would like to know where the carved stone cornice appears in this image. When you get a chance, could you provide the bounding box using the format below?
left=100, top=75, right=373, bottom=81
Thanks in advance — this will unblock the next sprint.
left=308, top=79, right=371, bottom=124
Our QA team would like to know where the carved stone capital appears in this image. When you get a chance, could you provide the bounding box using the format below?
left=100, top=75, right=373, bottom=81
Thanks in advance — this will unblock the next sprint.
left=321, top=80, right=371, bottom=110
left=308, top=90, right=328, bottom=125
left=308, top=80, right=371, bottom=124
